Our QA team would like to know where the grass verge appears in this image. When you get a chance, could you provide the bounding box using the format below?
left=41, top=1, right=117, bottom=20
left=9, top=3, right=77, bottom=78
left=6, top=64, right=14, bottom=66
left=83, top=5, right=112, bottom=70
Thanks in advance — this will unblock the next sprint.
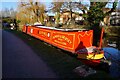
left=4, top=29, right=116, bottom=79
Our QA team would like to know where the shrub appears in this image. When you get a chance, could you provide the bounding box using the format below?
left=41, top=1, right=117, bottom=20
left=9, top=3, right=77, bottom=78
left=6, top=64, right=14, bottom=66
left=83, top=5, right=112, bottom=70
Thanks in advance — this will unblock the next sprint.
left=105, top=26, right=120, bottom=36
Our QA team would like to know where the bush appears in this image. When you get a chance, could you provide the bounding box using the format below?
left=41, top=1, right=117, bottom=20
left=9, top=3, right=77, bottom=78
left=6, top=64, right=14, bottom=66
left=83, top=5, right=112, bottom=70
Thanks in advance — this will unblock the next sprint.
left=46, top=22, right=53, bottom=27
left=105, top=26, right=120, bottom=36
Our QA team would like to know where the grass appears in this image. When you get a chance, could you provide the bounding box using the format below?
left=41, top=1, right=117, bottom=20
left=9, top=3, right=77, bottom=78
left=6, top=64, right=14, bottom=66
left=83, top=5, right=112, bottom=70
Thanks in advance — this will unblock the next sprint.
left=0, top=23, right=2, bottom=29
left=4, top=29, right=118, bottom=79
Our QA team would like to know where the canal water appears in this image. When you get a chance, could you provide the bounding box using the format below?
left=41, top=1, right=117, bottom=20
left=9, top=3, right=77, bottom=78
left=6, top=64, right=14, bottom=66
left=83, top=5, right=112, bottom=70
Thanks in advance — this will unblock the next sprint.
left=103, top=47, right=120, bottom=78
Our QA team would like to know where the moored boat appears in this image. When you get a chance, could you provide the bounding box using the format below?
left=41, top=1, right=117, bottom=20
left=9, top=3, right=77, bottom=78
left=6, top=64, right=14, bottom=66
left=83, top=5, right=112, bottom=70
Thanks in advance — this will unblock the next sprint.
left=22, top=25, right=104, bottom=65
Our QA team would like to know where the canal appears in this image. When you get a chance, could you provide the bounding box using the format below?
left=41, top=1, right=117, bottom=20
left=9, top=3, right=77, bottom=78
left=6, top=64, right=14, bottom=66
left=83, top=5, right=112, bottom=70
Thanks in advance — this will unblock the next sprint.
left=103, top=47, right=120, bottom=78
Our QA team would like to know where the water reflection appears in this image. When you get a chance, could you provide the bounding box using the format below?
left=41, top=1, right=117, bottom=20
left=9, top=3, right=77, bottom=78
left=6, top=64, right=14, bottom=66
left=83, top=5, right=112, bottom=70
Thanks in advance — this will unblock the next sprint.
left=103, top=47, right=120, bottom=78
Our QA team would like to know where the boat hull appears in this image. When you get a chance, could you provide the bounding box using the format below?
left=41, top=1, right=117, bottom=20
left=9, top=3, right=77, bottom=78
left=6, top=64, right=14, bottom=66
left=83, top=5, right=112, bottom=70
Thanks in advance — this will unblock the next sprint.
left=22, top=25, right=104, bottom=62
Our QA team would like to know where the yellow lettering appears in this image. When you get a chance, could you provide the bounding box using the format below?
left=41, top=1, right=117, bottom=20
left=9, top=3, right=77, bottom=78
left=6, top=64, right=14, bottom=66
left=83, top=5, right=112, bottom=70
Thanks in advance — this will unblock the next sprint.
left=54, top=40, right=67, bottom=45
left=39, top=31, right=48, bottom=37
left=53, top=35, right=72, bottom=44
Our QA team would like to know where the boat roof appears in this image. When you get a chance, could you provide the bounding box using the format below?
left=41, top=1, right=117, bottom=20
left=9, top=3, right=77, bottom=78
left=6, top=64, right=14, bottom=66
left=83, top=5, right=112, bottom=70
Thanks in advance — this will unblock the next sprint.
left=34, top=25, right=87, bottom=32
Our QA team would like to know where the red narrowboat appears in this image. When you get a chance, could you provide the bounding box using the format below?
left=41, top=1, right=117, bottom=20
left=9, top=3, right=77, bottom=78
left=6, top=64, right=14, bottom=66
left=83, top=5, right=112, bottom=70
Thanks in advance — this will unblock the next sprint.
left=22, top=25, right=104, bottom=65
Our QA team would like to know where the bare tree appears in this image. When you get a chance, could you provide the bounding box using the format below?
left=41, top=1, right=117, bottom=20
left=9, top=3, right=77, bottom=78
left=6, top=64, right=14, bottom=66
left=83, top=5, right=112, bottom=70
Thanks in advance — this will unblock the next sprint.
left=16, top=0, right=46, bottom=25
left=51, top=0, right=83, bottom=25
left=51, top=1, right=64, bottom=25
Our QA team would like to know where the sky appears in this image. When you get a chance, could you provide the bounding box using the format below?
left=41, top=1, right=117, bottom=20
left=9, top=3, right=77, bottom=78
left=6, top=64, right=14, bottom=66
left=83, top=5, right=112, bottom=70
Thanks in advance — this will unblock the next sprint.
left=0, top=0, right=52, bottom=11
left=1, top=2, right=18, bottom=10
left=1, top=0, right=120, bottom=11
left=1, top=1, right=52, bottom=11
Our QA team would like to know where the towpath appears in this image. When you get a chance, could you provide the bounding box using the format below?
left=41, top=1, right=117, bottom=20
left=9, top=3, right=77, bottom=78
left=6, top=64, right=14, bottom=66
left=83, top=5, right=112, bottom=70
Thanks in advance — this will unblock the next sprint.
left=2, top=30, right=58, bottom=78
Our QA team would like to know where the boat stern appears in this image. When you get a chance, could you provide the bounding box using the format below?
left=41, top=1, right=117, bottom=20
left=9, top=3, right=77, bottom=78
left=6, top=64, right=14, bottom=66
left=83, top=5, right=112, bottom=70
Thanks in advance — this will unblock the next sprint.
left=76, top=47, right=104, bottom=60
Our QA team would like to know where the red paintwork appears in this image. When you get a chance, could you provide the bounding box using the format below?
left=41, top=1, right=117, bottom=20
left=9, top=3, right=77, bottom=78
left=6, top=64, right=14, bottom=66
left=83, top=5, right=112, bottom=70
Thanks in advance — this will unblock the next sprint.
left=23, top=25, right=93, bottom=53
left=22, top=25, right=104, bottom=65
left=99, top=27, right=104, bottom=49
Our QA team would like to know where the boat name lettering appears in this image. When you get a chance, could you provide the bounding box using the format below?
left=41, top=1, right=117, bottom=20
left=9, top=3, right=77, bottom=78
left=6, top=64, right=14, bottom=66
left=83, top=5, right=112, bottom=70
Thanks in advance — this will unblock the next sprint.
left=39, top=31, right=48, bottom=37
left=54, top=40, right=67, bottom=45
left=53, top=35, right=72, bottom=44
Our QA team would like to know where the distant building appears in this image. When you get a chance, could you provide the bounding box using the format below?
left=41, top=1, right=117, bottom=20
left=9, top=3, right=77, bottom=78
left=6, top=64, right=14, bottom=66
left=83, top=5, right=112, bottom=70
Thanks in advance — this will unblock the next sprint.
left=46, top=12, right=55, bottom=23
left=59, top=10, right=84, bottom=25
left=103, top=8, right=111, bottom=26
left=110, top=11, right=120, bottom=26
left=103, top=8, right=120, bottom=26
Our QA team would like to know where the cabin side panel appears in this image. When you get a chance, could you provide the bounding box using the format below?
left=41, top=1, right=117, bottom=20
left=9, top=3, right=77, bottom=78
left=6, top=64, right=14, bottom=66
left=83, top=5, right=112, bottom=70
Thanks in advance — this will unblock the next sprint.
left=51, top=31, right=76, bottom=53
left=24, top=26, right=93, bottom=54
left=36, top=28, right=52, bottom=43
left=26, top=26, right=52, bottom=43
left=75, top=30, right=93, bottom=52
left=27, top=26, right=33, bottom=36
left=22, top=25, right=27, bottom=33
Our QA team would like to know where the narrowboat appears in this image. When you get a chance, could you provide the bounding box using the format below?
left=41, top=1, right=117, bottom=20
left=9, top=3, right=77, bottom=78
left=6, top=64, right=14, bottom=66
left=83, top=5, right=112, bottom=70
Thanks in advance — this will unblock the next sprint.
left=22, top=25, right=104, bottom=65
